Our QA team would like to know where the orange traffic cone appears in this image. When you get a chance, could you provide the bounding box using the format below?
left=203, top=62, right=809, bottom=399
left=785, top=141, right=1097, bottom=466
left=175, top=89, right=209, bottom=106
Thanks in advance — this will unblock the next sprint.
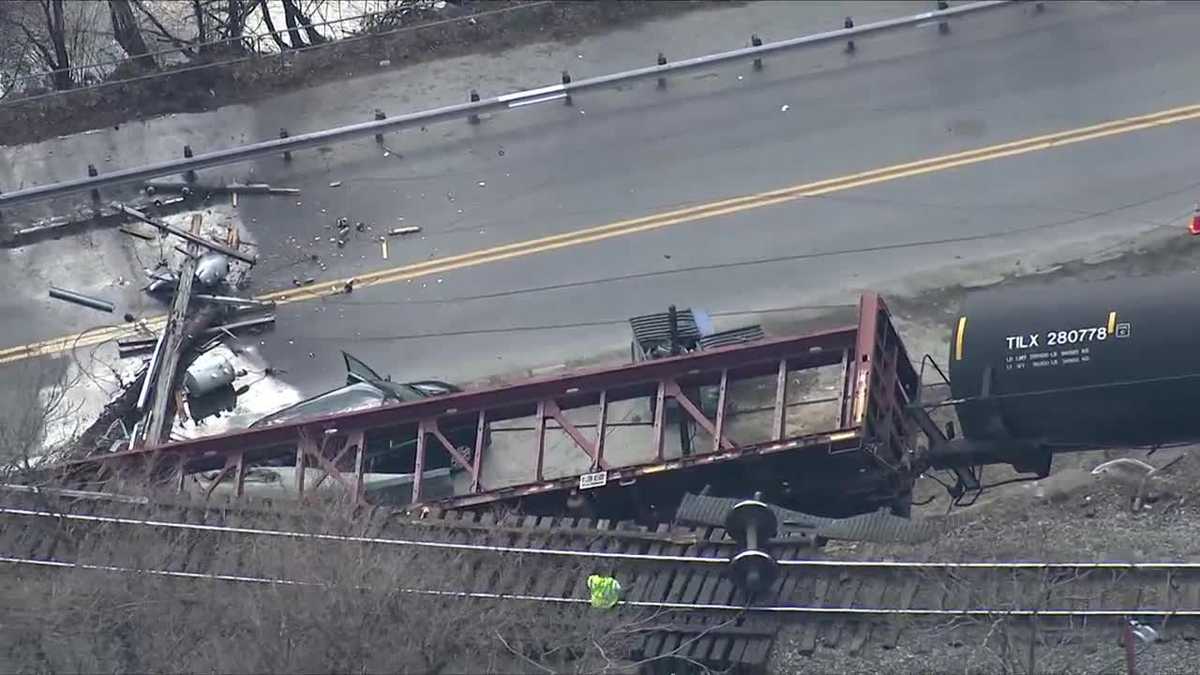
left=1190, top=204, right=1200, bottom=236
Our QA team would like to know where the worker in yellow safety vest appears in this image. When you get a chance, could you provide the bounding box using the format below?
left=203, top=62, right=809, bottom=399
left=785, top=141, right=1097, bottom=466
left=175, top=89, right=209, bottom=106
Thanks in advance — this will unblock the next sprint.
left=587, top=573, right=622, bottom=609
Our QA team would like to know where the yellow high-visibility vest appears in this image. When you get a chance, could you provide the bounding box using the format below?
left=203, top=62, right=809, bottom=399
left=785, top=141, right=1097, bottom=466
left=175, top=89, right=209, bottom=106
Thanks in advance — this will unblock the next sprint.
left=587, top=574, right=622, bottom=609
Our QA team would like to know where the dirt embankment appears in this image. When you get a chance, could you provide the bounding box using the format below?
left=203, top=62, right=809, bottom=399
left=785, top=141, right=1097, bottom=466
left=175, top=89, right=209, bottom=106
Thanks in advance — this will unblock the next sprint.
left=0, top=1, right=731, bottom=147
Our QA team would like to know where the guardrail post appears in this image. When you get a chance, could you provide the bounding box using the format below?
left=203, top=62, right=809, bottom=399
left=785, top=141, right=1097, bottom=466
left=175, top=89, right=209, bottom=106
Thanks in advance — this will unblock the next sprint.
left=374, top=109, right=386, bottom=143
left=279, top=128, right=292, bottom=161
left=562, top=70, right=573, bottom=106
left=182, top=145, right=197, bottom=182
left=937, top=1, right=951, bottom=33
left=87, top=164, right=100, bottom=203
left=844, top=17, right=856, bottom=52
left=751, top=35, right=763, bottom=70
left=469, top=90, right=480, bottom=124
left=657, top=52, right=667, bottom=89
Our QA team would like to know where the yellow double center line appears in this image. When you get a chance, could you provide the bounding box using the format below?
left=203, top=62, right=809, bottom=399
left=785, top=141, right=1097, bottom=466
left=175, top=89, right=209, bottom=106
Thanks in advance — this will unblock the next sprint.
left=5, top=101, right=1200, bottom=367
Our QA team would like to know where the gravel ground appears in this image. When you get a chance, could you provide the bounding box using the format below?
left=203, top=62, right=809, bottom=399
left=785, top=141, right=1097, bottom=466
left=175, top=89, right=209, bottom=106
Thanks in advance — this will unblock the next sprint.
left=775, top=623, right=1200, bottom=675
left=770, top=448, right=1200, bottom=674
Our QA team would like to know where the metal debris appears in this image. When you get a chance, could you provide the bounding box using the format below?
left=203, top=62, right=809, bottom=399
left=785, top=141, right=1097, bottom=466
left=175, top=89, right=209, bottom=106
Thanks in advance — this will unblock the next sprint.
left=183, top=349, right=236, bottom=397
left=329, top=181, right=342, bottom=188
left=194, top=294, right=275, bottom=308
left=145, top=269, right=179, bottom=294
left=204, top=314, right=275, bottom=336
left=48, top=286, right=115, bottom=313
left=195, top=253, right=230, bottom=286
left=388, top=226, right=421, bottom=236
left=144, top=179, right=299, bottom=196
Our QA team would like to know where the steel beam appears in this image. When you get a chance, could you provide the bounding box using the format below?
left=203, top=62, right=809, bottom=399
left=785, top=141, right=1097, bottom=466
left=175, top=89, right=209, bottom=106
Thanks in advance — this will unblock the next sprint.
left=773, top=359, right=789, bottom=441
left=471, top=412, right=486, bottom=494
left=0, top=1, right=1012, bottom=209
left=713, top=370, right=729, bottom=455
left=543, top=399, right=607, bottom=470
left=594, top=391, right=608, bottom=471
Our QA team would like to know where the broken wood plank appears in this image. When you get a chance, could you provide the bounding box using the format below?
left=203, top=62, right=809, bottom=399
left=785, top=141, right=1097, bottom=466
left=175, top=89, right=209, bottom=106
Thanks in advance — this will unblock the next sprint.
left=113, top=203, right=256, bottom=264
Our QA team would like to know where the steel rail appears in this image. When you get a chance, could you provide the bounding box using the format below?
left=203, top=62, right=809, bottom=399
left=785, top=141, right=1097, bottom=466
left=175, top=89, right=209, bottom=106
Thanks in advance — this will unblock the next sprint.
left=0, top=0, right=1013, bottom=209
left=2, top=554, right=1195, bottom=617
left=4, top=506, right=1195, bottom=571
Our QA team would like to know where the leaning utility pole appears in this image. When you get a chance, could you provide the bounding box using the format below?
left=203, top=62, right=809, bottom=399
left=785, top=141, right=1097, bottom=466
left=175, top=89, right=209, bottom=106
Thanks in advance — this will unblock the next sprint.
left=140, top=214, right=202, bottom=446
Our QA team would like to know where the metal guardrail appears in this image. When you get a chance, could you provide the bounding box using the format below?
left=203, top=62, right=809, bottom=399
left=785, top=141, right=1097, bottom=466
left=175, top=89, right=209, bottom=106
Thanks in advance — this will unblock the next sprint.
left=0, top=0, right=1014, bottom=209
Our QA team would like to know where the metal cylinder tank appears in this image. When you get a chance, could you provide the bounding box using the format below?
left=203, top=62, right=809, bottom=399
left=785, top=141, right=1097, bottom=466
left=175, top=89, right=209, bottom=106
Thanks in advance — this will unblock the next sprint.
left=184, top=350, right=236, bottom=398
left=949, top=273, right=1200, bottom=449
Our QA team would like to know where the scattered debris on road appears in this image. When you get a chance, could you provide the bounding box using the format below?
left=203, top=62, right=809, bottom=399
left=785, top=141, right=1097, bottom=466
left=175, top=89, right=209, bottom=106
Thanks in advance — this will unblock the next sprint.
left=193, top=294, right=275, bottom=309
left=145, top=179, right=300, bottom=196
left=388, top=226, right=421, bottom=236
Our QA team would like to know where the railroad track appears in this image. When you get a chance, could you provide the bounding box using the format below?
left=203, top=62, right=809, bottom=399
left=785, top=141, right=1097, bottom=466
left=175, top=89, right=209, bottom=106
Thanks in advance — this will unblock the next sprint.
left=3, top=487, right=1200, bottom=673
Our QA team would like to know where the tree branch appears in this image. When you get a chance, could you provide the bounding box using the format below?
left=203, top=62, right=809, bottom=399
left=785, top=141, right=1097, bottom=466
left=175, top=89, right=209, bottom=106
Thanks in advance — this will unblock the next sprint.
left=494, top=629, right=556, bottom=675
left=132, top=0, right=195, bottom=57
left=256, top=0, right=288, bottom=50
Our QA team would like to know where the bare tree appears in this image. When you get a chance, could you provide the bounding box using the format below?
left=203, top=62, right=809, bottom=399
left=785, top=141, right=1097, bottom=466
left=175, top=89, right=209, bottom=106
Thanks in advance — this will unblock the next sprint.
left=256, top=0, right=288, bottom=49
left=280, top=0, right=306, bottom=48
left=0, top=363, right=82, bottom=476
left=0, top=0, right=73, bottom=90
left=107, top=0, right=153, bottom=67
left=290, top=0, right=327, bottom=46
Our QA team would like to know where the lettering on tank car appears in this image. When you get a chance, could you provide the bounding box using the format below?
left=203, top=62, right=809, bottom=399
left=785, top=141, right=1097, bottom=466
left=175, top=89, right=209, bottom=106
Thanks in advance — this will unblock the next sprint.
left=1007, top=346, right=1092, bottom=372
left=1005, top=325, right=1113, bottom=351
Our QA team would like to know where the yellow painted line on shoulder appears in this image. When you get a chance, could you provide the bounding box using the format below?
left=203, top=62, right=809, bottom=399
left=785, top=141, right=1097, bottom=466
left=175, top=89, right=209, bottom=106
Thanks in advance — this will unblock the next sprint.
left=4, top=102, right=1200, bottom=367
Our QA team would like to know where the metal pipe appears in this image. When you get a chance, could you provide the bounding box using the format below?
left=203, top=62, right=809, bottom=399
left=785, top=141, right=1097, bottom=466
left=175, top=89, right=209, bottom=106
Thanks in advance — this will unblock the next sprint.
left=0, top=1, right=1013, bottom=209
left=47, top=286, right=115, bottom=313
left=194, top=294, right=276, bottom=308
left=202, top=314, right=276, bottom=335
left=136, top=329, right=168, bottom=412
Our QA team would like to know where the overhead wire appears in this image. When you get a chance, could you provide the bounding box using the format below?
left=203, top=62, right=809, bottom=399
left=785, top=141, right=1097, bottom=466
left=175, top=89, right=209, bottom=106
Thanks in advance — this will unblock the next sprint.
left=9, top=554, right=1199, bottom=617
left=319, top=182, right=1200, bottom=314
left=293, top=302, right=856, bottom=343
left=8, top=505, right=1200, bottom=570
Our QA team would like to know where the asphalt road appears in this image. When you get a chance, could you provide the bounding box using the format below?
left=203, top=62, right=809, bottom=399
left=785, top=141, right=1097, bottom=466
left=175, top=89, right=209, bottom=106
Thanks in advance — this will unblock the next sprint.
left=3, top=1, right=1200, bottom=433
